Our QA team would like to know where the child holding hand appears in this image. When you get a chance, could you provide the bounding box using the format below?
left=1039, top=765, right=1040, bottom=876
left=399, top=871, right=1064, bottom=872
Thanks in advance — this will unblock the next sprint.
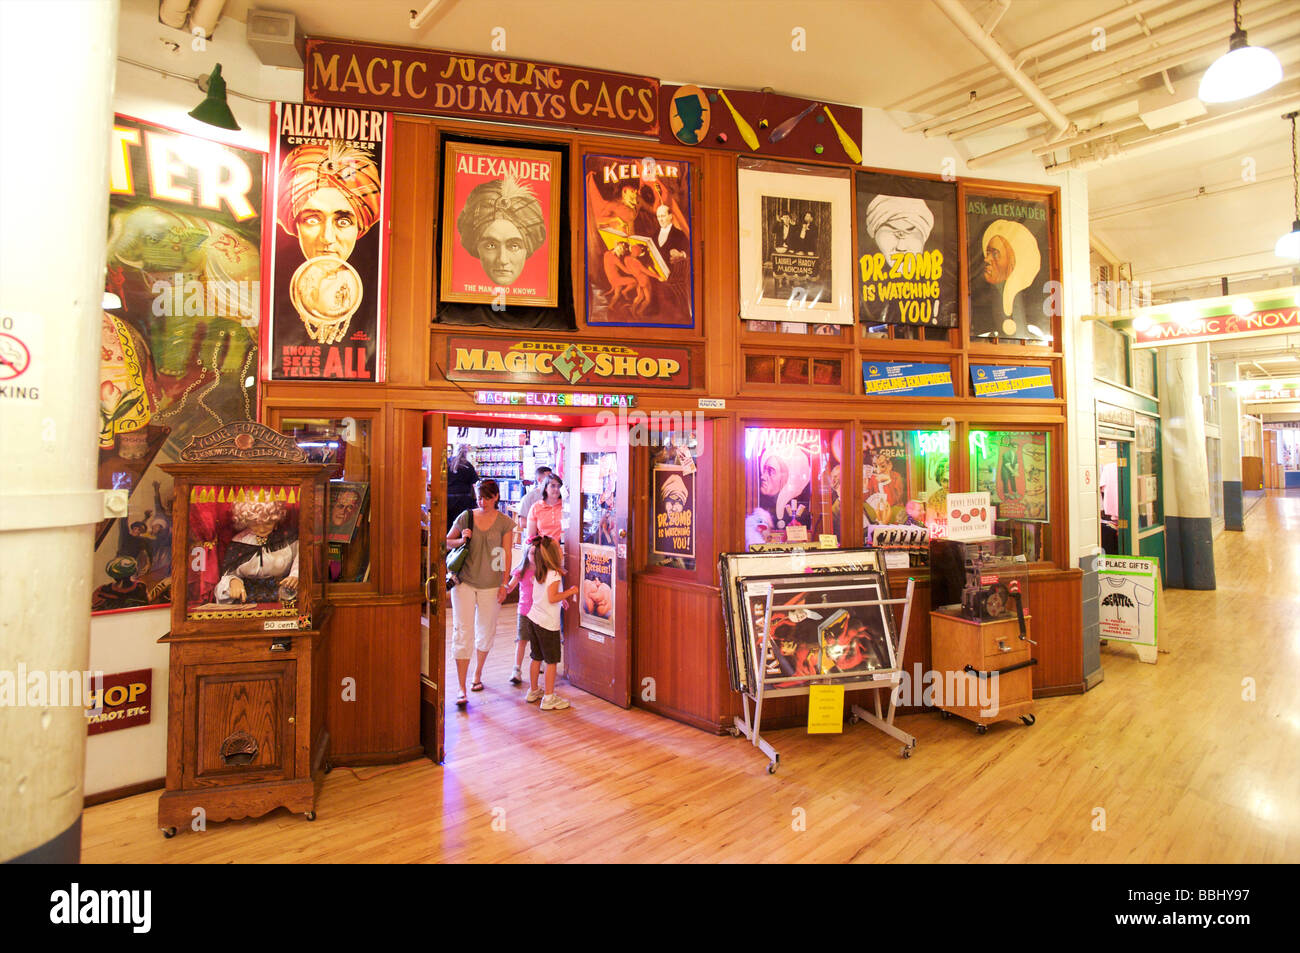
left=521, top=536, right=576, bottom=710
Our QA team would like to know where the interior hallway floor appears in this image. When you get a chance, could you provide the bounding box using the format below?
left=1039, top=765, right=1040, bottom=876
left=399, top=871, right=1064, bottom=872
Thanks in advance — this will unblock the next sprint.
left=81, top=491, right=1300, bottom=862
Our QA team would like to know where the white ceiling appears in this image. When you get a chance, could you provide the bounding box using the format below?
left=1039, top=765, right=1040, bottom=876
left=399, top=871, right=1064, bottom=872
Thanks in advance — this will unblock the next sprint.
left=212, top=0, right=1300, bottom=302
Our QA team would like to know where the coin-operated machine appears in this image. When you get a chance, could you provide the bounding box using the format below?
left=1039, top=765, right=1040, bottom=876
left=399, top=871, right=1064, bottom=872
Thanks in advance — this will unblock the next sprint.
left=929, top=536, right=1037, bottom=734
left=156, top=422, right=335, bottom=837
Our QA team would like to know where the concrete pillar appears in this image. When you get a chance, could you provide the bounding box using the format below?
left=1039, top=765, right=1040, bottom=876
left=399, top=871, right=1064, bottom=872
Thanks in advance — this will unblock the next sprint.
left=0, top=0, right=119, bottom=862
left=1159, top=345, right=1216, bottom=589
left=1217, top=360, right=1244, bottom=531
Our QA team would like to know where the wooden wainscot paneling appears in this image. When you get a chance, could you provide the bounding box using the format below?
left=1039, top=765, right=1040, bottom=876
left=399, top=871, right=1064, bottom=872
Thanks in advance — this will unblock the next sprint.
left=1026, top=567, right=1084, bottom=697
left=632, top=575, right=731, bottom=733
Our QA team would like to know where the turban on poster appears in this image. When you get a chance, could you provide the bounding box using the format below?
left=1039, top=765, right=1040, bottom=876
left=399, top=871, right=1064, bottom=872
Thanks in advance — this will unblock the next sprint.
left=981, top=219, right=1041, bottom=318
left=659, top=474, right=689, bottom=505
left=864, top=195, right=934, bottom=245
left=276, top=142, right=382, bottom=238
left=761, top=444, right=812, bottom=524
left=457, top=173, right=547, bottom=258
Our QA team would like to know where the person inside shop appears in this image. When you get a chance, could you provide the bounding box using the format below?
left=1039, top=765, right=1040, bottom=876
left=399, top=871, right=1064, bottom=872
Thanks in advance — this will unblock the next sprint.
left=447, top=445, right=478, bottom=531
left=445, top=479, right=515, bottom=707
left=516, top=465, right=553, bottom=530
left=526, top=473, right=565, bottom=544
left=457, top=173, right=547, bottom=290
left=503, top=536, right=542, bottom=687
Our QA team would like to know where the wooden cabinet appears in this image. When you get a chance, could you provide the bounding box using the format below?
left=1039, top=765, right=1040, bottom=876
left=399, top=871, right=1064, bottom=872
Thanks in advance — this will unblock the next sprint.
left=930, top=611, right=1036, bottom=733
left=158, top=619, right=331, bottom=834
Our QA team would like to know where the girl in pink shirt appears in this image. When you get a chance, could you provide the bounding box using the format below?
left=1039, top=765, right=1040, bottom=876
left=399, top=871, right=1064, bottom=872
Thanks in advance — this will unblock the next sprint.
left=526, top=474, right=565, bottom=544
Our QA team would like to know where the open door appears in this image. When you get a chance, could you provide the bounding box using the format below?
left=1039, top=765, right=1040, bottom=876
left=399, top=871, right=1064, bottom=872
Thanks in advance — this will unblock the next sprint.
left=420, top=413, right=446, bottom=762
left=564, top=424, right=631, bottom=708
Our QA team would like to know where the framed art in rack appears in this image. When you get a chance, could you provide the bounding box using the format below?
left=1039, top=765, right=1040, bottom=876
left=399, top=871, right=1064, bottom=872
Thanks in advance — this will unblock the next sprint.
left=737, top=159, right=853, bottom=326
left=440, top=141, right=563, bottom=309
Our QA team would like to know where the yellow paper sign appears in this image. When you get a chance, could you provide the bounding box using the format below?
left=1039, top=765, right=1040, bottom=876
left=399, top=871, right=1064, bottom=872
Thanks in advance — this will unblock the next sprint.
left=807, top=684, right=845, bottom=734
left=818, top=534, right=839, bottom=549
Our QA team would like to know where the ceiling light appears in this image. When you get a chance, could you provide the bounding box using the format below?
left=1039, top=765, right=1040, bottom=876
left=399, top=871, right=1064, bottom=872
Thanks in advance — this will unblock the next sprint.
left=1172, top=302, right=1196, bottom=325
left=1133, top=314, right=1153, bottom=331
left=1198, top=1, right=1283, bottom=104
left=1231, top=298, right=1253, bottom=315
left=1278, top=112, right=1300, bottom=260
left=188, top=63, right=240, bottom=130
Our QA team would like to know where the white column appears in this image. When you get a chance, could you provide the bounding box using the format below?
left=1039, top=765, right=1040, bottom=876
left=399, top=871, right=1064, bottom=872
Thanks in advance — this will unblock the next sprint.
left=0, top=0, right=120, bottom=861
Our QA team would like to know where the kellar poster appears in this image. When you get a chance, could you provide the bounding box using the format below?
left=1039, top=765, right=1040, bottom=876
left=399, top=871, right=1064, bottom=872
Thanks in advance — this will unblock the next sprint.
left=269, top=103, right=390, bottom=381
left=94, top=115, right=265, bottom=614
left=583, top=153, right=694, bottom=328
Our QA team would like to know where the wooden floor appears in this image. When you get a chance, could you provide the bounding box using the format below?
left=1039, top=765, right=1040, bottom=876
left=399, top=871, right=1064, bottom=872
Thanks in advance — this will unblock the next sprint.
left=82, top=492, right=1300, bottom=862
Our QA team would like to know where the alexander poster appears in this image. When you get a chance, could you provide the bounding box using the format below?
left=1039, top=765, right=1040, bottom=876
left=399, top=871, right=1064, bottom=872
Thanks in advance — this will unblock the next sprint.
left=269, top=103, right=390, bottom=381
left=94, top=114, right=265, bottom=615
left=583, top=153, right=694, bottom=328
left=579, top=544, right=615, bottom=634
left=856, top=172, right=957, bottom=328
left=965, top=189, right=1054, bottom=342
left=652, top=465, right=694, bottom=558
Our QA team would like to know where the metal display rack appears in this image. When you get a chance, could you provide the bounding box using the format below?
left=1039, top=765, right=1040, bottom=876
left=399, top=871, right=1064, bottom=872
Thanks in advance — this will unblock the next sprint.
left=731, top=577, right=917, bottom=773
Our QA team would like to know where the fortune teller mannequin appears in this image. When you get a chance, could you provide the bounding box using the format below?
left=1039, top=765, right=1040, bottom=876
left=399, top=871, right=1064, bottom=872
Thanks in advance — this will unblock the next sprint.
left=457, top=172, right=547, bottom=288
left=214, top=498, right=299, bottom=604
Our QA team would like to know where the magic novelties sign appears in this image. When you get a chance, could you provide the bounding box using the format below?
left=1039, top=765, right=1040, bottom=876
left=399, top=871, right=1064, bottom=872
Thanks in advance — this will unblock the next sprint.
left=304, top=38, right=658, bottom=137
left=1133, top=305, right=1300, bottom=347
left=446, top=337, right=692, bottom=389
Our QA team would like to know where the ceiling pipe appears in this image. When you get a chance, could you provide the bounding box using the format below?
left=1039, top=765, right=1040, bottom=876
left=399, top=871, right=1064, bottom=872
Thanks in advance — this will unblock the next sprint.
left=1091, top=169, right=1292, bottom=220
left=159, top=0, right=192, bottom=29
left=896, top=0, right=1204, bottom=116
left=410, top=0, right=446, bottom=29
left=932, top=3, right=1297, bottom=139
left=967, top=116, right=1150, bottom=169
left=930, top=0, right=1074, bottom=136
left=914, top=0, right=1289, bottom=137
left=188, top=0, right=226, bottom=38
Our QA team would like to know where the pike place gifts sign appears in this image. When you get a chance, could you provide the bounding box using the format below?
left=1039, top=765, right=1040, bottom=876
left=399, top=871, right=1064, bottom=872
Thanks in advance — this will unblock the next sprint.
left=446, top=337, right=693, bottom=389
left=304, top=38, right=658, bottom=137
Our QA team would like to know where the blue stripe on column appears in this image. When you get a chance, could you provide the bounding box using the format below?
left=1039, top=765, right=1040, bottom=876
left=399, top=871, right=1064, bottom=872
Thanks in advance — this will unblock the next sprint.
left=5, top=816, right=81, bottom=864
left=1224, top=480, right=1243, bottom=531
left=1167, top=515, right=1216, bottom=590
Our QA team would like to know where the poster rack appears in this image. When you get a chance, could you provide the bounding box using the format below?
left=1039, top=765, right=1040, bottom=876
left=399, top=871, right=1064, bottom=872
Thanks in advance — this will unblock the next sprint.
left=731, top=577, right=917, bottom=774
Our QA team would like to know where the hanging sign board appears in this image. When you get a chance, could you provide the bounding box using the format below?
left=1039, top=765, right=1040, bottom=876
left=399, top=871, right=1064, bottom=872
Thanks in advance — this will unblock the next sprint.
left=1133, top=305, right=1300, bottom=347
left=303, top=38, right=658, bottom=137
left=862, top=360, right=955, bottom=397
left=85, top=669, right=152, bottom=735
left=970, top=364, right=1056, bottom=399
left=447, top=336, right=692, bottom=389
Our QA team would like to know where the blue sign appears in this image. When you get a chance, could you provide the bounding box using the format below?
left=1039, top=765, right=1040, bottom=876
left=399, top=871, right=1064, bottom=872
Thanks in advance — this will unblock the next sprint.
left=970, top=364, right=1056, bottom=399
left=862, top=361, right=955, bottom=397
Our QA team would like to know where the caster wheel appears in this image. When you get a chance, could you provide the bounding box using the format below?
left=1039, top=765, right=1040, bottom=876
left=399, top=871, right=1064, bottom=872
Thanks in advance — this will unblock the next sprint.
left=767, top=761, right=777, bottom=774
left=939, top=710, right=952, bottom=720
left=975, top=724, right=988, bottom=735
left=161, top=827, right=177, bottom=839
left=848, top=713, right=860, bottom=725
left=729, top=726, right=742, bottom=738
left=323, top=762, right=333, bottom=774
left=304, top=811, right=317, bottom=821
left=1020, top=714, right=1036, bottom=726
left=900, top=746, right=912, bottom=759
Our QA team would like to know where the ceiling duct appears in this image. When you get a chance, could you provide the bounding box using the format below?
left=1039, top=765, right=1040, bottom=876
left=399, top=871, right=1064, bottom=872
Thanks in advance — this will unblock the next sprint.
left=246, top=9, right=304, bottom=69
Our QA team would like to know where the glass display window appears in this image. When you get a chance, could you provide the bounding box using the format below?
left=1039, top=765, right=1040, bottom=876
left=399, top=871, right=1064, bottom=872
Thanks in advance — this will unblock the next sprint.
left=1093, top=321, right=1128, bottom=386
left=861, top=428, right=951, bottom=564
left=969, top=428, right=1050, bottom=560
left=743, top=426, right=843, bottom=548
left=1135, top=413, right=1161, bottom=529
left=649, top=429, right=700, bottom=571
left=280, top=416, right=373, bottom=585
left=743, top=351, right=845, bottom=389
left=580, top=450, right=618, bottom=546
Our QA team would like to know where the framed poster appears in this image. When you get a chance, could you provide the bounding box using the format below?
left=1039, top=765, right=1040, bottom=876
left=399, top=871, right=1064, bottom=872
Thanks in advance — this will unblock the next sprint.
left=325, top=480, right=369, bottom=544
left=855, top=171, right=958, bottom=329
left=579, top=544, right=615, bottom=634
left=94, top=114, right=266, bottom=616
left=269, top=103, right=390, bottom=381
left=964, top=186, right=1056, bottom=343
left=970, top=430, right=1049, bottom=520
left=651, top=464, right=695, bottom=559
left=440, top=141, right=563, bottom=309
left=583, top=153, right=694, bottom=328
left=737, top=159, right=853, bottom=325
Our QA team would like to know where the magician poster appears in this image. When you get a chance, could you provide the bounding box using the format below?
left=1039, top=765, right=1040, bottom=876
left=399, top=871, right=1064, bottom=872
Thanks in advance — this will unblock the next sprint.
left=269, top=103, right=390, bottom=381
left=972, top=431, right=1048, bottom=520
left=583, top=153, right=694, bottom=328
left=94, top=114, right=265, bottom=614
left=965, top=190, right=1053, bottom=343
left=862, top=429, right=912, bottom=526
left=579, top=544, right=615, bottom=634
left=856, top=172, right=958, bottom=329
left=652, top=465, right=694, bottom=559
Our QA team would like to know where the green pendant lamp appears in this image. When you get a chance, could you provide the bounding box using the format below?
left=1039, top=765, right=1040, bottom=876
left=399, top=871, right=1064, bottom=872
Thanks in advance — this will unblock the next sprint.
left=189, top=63, right=240, bottom=130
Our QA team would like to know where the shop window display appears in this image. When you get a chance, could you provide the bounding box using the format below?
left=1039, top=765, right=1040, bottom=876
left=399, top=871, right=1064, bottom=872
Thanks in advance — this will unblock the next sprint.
left=649, top=430, right=699, bottom=571
left=282, top=416, right=372, bottom=583
left=861, top=428, right=950, bottom=564
left=969, top=429, right=1051, bottom=560
left=743, top=426, right=843, bottom=548
left=1135, top=413, right=1161, bottom=529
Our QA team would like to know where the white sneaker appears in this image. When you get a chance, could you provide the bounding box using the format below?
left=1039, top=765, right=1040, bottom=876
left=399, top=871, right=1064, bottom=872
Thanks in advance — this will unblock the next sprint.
left=509, top=666, right=522, bottom=686
left=540, top=693, right=570, bottom=711
left=525, top=688, right=544, bottom=703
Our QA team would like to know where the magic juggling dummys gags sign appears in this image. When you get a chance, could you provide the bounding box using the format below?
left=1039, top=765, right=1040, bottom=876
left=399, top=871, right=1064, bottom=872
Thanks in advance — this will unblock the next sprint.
left=303, top=38, right=659, bottom=137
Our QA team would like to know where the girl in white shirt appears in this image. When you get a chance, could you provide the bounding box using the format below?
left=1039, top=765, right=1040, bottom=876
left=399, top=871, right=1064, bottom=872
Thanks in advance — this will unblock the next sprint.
left=521, top=536, right=576, bottom=710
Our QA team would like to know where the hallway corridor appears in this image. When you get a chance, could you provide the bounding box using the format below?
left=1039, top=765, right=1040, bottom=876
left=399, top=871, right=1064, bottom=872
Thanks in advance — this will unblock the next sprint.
left=80, top=493, right=1300, bottom=863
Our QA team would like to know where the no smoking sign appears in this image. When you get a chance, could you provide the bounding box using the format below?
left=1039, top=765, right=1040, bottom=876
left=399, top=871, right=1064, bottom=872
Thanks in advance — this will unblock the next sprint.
left=0, top=311, right=42, bottom=402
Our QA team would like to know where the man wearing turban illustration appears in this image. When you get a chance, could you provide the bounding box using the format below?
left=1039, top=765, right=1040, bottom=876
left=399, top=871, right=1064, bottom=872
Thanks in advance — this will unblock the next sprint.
left=759, top=444, right=813, bottom=531
left=659, top=473, right=689, bottom=514
left=864, top=195, right=935, bottom=324
left=975, top=219, right=1042, bottom=340
left=457, top=172, right=547, bottom=289
left=276, top=141, right=382, bottom=344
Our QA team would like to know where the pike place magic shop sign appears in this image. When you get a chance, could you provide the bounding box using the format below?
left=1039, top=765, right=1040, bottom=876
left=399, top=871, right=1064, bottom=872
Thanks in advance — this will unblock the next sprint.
left=446, top=337, right=692, bottom=389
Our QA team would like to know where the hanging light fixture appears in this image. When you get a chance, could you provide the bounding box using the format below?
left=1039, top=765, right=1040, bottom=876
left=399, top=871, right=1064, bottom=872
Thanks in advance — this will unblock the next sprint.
left=188, top=63, right=240, bottom=130
left=1278, top=112, right=1300, bottom=260
left=1198, top=0, right=1283, bottom=103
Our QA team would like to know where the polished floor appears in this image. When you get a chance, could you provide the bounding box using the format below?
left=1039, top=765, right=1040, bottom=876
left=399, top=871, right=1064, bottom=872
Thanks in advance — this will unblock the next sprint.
left=81, top=492, right=1300, bottom=862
